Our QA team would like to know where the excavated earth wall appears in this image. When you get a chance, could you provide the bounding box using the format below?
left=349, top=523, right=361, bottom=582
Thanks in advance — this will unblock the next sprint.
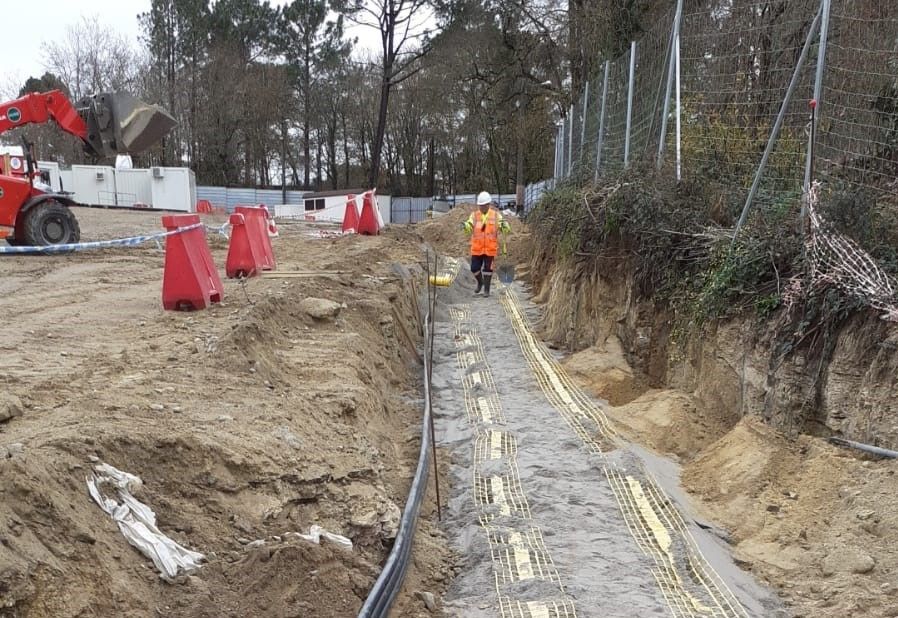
left=524, top=249, right=898, bottom=618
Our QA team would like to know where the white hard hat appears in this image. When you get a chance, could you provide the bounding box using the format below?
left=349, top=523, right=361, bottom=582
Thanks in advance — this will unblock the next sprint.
left=476, top=191, right=492, bottom=206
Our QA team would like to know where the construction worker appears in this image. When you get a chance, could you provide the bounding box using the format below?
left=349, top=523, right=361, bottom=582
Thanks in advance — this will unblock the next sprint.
left=462, top=191, right=510, bottom=297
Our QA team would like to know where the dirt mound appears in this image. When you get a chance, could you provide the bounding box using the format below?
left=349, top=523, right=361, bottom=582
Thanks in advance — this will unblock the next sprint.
left=563, top=336, right=645, bottom=406
left=0, top=210, right=454, bottom=617
left=685, top=419, right=898, bottom=617
left=535, top=245, right=898, bottom=617
left=416, top=204, right=531, bottom=266
left=416, top=205, right=473, bottom=257
left=562, top=334, right=731, bottom=461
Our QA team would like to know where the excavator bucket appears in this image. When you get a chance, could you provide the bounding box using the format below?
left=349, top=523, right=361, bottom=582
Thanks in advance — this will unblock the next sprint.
left=78, top=92, right=176, bottom=159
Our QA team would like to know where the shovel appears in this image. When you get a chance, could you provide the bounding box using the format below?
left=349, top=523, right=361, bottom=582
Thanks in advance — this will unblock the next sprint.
left=498, top=263, right=515, bottom=284
left=497, top=236, right=514, bottom=284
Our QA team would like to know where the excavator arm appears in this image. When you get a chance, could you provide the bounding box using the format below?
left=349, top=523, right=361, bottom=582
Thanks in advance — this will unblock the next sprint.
left=0, top=90, right=175, bottom=159
left=0, top=90, right=175, bottom=246
left=0, top=90, right=89, bottom=141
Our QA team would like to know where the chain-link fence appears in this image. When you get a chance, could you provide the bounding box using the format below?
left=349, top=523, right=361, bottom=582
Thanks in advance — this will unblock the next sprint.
left=549, top=0, right=898, bottom=318
left=554, top=0, right=898, bottom=219
left=557, top=4, right=674, bottom=183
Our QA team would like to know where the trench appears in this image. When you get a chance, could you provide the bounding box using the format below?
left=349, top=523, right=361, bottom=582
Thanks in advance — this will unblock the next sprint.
left=426, top=266, right=785, bottom=617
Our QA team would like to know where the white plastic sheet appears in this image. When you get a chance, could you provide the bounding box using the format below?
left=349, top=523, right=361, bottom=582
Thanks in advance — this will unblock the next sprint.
left=287, top=525, right=353, bottom=550
left=87, top=463, right=204, bottom=579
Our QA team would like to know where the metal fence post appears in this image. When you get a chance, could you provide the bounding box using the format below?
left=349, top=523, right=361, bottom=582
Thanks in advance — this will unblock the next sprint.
left=624, top=41, right=637, bottom=168
left=580, top=80, right=589, bottom=171
left=801, top=0, right=832, bottom=224
left=552, top=128, right=557, bottom=180
left=595, top=61, right=610, bottom=181
left=674, top=25, right=682, bottom=181
left=561, top=116, right=567, bottom=177
left=657, top=0, right=683, bottom=170
left=558, top=125, right=564, bottom=180
left=567, top=104, right=574, bottom=177
left=733, top=5, right=823, bottom=242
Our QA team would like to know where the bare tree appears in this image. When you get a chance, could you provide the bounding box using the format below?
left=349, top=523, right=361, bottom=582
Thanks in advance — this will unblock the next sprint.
left=340, top=0, right=438, bottom=188
left=41, top=16, right=141, bottom=102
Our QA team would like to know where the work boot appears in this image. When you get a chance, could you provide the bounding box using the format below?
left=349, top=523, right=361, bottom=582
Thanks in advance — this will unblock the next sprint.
left=474, top=272, right=483, bottom=296
left=483, top=274, right=493, bottom=297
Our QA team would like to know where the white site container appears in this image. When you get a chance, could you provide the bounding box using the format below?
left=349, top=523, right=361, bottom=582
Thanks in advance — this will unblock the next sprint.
left=59, top=169, right=73, bottom=194
left=71, top=165, right=118, bottom=206
left=301, top=192, right=391, bottom=225
left=273, top=204, right=305, bottom=219
left=149, top=167, right=197, bottom=212
left=115, top=169, right=153, bottom=207
left=36, top=161, right=62, bottom=192
left=376, top=194, right=391, bottom=226
left=311, top=196, right=352, bottom=222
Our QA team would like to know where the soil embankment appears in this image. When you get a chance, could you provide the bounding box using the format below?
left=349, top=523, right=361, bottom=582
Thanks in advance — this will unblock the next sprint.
left=0, top=209, right=454, bottom=617
left=525, top=242, right=898, bottom=618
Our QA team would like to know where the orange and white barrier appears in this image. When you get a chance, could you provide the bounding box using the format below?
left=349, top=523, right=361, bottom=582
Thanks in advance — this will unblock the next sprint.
left=359, top=190, right=383, bottom=235
left=342, top=194, right=360, bottom=233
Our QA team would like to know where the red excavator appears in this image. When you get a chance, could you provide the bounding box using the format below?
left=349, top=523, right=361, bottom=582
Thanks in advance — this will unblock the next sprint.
left=0, top=90, right=176, bottom=246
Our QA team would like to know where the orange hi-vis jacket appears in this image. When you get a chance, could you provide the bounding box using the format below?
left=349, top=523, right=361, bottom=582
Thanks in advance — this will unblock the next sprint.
left=464, top=208, right=509, bottom=256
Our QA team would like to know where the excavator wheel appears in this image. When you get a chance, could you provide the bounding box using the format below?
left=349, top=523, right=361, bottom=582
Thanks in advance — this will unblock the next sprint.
left=22, top=201, right=81, bottom=247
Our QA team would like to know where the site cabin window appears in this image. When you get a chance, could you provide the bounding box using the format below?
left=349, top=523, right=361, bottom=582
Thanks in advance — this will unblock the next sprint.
left=304, top=198, right=326, bottom=211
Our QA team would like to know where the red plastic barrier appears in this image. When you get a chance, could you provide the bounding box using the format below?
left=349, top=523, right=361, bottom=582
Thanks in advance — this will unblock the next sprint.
left=234, top=205, right=276, bottom=271
left=162, top=214, right=223, bottom=311
left=342, top=194, right=360, bottom=233
left=358, top=191, right=381, bottom=236
left=225, top=213, right=263, bottom=279
left=196, top=199, right=214, bottom=214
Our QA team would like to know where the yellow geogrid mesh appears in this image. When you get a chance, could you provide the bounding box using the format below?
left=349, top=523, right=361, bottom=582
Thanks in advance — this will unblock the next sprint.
left=498, top=596, right=579, bottom=618
left=499, top=288, right=750, bottom=618
left=450, top=304, right=577, bottom=617
left=475, top=429, right=518, bottom=462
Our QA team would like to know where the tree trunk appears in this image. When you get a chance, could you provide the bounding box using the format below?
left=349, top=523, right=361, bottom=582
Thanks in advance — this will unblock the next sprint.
left=303, top=118, right=311, bottom=189
left=342, top=110, right=350, bottom=187
left=368, top=71, right=391, bottom=189
left=303, top=41, right=312, bottom=189
left=316, top=133, right=323, bottom=190
left=281, top=119, right=288, bottom=203
left=427, top=136, right=435, bottom=197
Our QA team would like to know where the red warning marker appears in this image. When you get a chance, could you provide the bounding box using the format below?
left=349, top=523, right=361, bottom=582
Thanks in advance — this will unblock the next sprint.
left=225, top=212, right=263, bottom=279
left=358, top=191, right=382, bottom=236
left=342, top=194, right=360, bottom=233
left=162, top=214, right=223, bottom=311
left=235, top=205, right=276, bottom=271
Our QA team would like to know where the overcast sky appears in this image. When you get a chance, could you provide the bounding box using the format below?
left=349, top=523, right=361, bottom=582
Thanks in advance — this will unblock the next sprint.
left=0, top=0, right=381, bottom=95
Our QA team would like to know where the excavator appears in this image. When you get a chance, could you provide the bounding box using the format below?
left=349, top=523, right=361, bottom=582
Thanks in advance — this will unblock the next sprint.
left=0, top=90, right=176, bottom=246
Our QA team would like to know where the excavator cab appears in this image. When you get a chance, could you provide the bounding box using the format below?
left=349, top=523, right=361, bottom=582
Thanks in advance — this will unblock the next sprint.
left=0, top=90, right=176, bottom=247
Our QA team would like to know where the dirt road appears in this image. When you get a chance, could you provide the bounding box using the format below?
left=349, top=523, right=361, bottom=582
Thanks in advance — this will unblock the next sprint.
left=0, top=208, right=452, bottom=617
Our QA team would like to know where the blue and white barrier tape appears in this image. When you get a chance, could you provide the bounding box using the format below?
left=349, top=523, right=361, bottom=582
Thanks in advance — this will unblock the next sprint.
left=208, top=222, right=230, bottom=239
left=0, top=223, right=207, bottom=255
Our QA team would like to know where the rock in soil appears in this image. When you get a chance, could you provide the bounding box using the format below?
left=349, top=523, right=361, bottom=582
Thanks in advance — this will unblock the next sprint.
left=822, top=547, right=876, bottom=575
left=299, top=297, right=342, bottom=320
left=415, top=590, right=437, bottom=612
left=0, top=393, right=24, bottom=423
